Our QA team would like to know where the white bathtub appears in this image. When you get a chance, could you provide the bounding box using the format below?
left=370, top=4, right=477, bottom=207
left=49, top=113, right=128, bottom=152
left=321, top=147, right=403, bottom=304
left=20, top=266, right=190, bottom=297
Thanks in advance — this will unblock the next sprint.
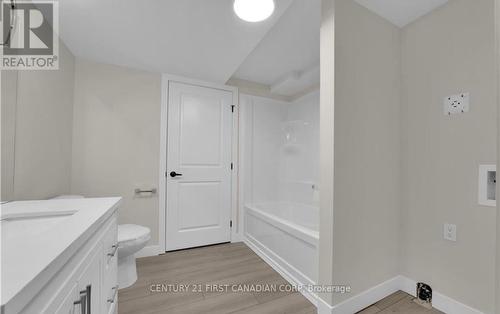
left=244, top=202, right=319, bottom=301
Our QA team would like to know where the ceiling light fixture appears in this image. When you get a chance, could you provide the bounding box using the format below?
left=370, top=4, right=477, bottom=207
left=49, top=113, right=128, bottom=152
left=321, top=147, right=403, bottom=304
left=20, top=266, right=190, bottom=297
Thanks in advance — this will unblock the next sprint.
left=233, top=0, right=275, bottom=23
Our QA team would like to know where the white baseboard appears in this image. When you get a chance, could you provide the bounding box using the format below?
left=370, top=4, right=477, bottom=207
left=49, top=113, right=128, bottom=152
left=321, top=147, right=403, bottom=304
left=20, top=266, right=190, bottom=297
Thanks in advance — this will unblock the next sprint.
left=317, top=297, right=334, bottom=314
left=330, top=276, right=402, bottom=314
left=231, top=232, right=244, bottom=243
left=243, top=236, right=318, bottom=305
left=135, top=245, right=163, bottom=258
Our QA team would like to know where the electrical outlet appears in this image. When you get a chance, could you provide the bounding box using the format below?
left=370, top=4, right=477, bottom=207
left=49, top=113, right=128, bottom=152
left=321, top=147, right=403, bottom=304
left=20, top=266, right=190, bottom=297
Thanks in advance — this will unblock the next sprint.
left=444, top=92, right=469, bottom=115
left=443, top=223, right=457, bottom=242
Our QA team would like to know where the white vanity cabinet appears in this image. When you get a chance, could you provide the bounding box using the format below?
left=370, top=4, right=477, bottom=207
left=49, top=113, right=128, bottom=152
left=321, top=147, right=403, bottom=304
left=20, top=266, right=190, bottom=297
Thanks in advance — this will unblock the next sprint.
left=18, top=213, right=118, bottom=314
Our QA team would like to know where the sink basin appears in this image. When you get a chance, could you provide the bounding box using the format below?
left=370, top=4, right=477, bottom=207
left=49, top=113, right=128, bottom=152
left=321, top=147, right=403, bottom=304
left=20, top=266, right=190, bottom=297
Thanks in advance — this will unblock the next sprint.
left=1, top=210, right=78, bottom=243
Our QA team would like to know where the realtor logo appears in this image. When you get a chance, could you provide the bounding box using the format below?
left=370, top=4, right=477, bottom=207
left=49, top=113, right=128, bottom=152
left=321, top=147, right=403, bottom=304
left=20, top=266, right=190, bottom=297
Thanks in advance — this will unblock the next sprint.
left=1, top=0, right=59, bottom=70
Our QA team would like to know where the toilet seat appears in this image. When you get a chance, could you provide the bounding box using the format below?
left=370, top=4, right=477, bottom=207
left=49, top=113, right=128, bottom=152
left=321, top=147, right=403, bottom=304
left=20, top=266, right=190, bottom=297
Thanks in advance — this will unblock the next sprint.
left=118, top=224, right=151, bottom=244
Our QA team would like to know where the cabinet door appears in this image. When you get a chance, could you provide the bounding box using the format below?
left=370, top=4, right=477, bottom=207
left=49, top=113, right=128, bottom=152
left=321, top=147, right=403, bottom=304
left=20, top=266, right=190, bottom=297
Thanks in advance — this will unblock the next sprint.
left=102, top=218, right=118, bottom=314
left=77, top=248, right=102, bottom=314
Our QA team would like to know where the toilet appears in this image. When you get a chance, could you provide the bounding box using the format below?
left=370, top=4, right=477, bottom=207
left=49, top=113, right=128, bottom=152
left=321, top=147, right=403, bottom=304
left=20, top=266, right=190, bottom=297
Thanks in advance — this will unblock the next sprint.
left=51, top=195, right=151, bottom=289
left=117, top=224, right=150, bottom=288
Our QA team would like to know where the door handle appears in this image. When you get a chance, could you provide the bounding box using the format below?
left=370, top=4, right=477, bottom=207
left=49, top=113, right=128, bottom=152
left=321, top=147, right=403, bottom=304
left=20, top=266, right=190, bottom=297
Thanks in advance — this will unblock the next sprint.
left=170, top=171, right=183, bottom=178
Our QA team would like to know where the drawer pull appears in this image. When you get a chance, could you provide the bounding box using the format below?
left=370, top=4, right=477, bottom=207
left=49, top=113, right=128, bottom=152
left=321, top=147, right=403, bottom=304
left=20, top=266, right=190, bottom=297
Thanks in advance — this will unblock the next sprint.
left=107, top=285, right=119, bottom=304
left=107, top=244, right=118, bottom=257
left=73, top=294, right=86, bottom=314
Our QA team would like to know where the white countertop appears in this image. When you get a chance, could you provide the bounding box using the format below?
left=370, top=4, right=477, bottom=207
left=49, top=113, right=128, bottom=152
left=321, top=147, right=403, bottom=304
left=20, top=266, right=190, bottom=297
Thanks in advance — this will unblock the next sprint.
left=0, top=197, right=121, bottom=313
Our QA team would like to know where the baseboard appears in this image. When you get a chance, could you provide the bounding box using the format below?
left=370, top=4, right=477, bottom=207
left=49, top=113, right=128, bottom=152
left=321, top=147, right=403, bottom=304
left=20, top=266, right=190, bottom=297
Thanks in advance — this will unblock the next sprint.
left=399, top=276, right=483, bottom=314
left=317, top=297, right=334, bottom=314
left=135, top=245, right=163, bottom=258
left=243, top=236, right=318, bottom=305
left=330, top=276, right=402, bottom=314
left=231, top=232, right=244, bottom=243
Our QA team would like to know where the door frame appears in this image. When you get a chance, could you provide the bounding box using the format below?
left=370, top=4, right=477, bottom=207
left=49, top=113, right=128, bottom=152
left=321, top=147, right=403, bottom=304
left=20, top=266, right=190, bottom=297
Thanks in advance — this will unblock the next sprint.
left=159, top=74, right=240, bottom=253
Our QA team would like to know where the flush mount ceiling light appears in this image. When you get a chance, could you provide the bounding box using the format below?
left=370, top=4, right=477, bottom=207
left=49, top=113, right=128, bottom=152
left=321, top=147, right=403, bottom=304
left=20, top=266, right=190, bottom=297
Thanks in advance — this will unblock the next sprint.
left=233, top=0, right=275, bottom=22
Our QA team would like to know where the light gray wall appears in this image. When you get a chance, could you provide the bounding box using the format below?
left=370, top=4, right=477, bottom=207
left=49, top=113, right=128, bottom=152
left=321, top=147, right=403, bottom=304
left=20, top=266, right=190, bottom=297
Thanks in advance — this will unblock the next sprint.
left=401, top=0, right=497, bottom=312
left=1, top=40, right=75, bottom=201
left=331, top=0, right=402, bottom=304
left=71, top=59, right=162, bottom=245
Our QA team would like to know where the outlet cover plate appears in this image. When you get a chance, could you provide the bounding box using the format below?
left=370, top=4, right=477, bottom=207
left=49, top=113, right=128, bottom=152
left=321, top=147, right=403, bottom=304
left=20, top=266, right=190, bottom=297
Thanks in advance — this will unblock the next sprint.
left=443, top=223, right=457, bottom=242
left=444, top=92, right=469, bottom=116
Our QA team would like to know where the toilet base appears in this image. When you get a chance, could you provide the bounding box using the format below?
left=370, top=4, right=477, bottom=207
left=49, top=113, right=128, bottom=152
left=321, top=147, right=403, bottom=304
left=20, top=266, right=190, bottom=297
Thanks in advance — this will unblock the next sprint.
left=118, top=254, right=138, bottom=289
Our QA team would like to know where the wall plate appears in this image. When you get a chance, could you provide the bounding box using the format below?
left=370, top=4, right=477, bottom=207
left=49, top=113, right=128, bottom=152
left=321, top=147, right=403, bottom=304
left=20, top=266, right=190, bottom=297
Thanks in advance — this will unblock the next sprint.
left=443, top=92, right=469, bottom=116
left=443, top=223, right=457, bottom=242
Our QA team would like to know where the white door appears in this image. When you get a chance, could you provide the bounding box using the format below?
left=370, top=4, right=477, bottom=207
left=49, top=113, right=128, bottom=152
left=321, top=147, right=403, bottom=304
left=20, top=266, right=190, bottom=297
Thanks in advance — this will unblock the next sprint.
left=166, top=81, right=233, bottom=251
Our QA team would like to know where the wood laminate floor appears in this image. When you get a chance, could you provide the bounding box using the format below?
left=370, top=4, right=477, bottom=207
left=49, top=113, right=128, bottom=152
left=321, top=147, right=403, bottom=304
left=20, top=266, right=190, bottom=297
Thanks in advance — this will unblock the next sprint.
left=357, top=290, right=444, bottom=314
left=118, top=242, right=443, bottom=314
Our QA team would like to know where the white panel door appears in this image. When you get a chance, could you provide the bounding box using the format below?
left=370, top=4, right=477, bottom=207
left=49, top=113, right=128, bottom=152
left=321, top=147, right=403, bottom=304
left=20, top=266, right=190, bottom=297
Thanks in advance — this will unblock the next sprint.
left=166, top=81, right=233, bottom=251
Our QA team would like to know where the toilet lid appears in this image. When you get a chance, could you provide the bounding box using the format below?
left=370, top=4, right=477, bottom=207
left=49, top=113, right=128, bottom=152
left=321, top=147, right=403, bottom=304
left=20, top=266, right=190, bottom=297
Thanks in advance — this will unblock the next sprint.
left=118, top=224, right=151, bottom=243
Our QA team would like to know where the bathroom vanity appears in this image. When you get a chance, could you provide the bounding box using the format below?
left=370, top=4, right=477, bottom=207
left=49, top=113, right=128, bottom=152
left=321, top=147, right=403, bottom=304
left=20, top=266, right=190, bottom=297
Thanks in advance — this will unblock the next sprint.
left=1, top=197, right=121, bottom=314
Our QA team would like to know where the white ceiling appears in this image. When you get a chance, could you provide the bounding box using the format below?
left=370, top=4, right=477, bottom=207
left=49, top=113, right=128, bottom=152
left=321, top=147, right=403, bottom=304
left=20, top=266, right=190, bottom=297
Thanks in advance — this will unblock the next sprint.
left=57, top=0, right=448, bottom=91
left=354, top=0, right=448, bottom=27
left=231, top=0, right=320, bottom=86
left=58, top=0, right=293, bottom=84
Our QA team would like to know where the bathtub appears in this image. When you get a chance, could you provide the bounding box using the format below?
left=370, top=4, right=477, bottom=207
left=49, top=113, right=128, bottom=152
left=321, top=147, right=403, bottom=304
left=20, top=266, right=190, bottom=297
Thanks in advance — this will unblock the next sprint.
left=244, top=202, right=319, bottom=302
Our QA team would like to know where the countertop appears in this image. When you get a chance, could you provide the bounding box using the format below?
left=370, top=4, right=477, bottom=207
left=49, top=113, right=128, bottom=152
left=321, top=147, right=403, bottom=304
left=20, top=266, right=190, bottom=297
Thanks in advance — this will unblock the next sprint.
left=1, top=197, right=121, bottom=313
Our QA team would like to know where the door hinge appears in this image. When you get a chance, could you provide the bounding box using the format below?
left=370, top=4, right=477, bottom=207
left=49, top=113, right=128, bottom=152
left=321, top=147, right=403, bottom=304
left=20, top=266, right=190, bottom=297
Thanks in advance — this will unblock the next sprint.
left=231, top=105, right=235, bottom=113
left=230, top=220, right=233, bottom=228
left=230, top=162, right=233, bottom=170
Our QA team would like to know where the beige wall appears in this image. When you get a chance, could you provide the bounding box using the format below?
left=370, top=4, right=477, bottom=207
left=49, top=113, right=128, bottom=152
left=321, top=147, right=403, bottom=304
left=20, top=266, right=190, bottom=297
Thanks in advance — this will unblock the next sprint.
left=331, top=0, right=402, bottom=304
left=1, top=71, right=18, bottom=201
left=497, top=1, right=500, bottom=312
left=0, top=40, right=75, bottom=201
left=401, top=0, right=497, bottom=312
left=323, top=2, right=498, bottom=311
left=71, top=59, right=162, bottom=245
